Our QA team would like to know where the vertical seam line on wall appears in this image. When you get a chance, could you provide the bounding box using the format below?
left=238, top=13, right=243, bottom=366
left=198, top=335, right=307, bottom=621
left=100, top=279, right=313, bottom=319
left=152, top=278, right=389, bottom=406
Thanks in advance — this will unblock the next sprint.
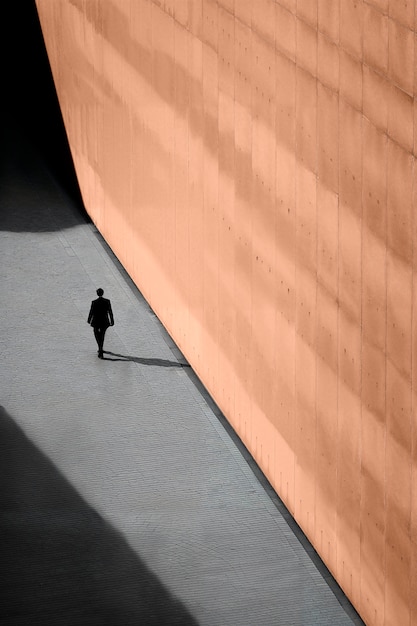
left=202, top=0, right=206, bottom=378
left=232, top=5, right=236, bottom=434
left=409, top=140, right=415, bottom=626
left=187, top=16, right=191, bottom=347
left=249, top=3, right=254, bottom=448
left=294, top=0, right=298, bottom=519
left=216, top=0, right=220, bottom=421
left=335, top=0, right=340, bottom=581
left=359, top=0, right=365, bottom=613
left=382, top=7, right=388, bottom=619
left=129, top=0, right=133, bottom=264
left=173, top=10, right=177, bottom=326
left=409, top=6, right=416, bottom=624
left=314, top=0, right=319, bottom=547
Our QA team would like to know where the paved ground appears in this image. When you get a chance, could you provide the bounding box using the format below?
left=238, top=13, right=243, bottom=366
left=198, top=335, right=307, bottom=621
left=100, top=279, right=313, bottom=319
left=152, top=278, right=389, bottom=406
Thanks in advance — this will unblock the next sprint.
left=0, top=121, right=365, bottom=625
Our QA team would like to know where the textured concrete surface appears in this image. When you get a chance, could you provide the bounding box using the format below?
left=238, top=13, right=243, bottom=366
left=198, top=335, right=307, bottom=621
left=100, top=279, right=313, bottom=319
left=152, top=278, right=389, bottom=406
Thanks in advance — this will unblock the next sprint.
left=0, top=121, right=364, bottom=625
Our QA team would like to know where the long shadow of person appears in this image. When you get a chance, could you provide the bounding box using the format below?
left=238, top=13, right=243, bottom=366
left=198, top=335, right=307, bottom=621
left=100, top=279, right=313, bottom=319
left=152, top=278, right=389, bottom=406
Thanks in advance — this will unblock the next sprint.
left=103, top=352, right=191, bottom=368
left=0, top=406, right=199, bottom=626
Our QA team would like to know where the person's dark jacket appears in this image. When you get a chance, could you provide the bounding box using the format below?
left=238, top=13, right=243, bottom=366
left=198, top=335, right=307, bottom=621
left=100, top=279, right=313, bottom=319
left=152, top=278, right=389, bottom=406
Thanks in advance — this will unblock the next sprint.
left=87, top=297, right=114, bottom=329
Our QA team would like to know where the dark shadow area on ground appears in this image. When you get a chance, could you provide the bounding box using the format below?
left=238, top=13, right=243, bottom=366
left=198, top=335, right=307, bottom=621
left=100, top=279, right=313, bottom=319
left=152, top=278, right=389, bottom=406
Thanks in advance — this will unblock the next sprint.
left=104, top=351, right=191, bottom=368
left=0, top=406, right=199, bottom=626
left=0, top=0, right=88, bottom=232
left=0, top=117, right=89, bottom=233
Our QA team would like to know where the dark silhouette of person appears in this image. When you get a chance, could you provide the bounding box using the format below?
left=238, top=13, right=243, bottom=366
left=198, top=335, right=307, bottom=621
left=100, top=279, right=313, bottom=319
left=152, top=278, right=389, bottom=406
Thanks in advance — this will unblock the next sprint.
left=87, top=288, right=114, bottom=358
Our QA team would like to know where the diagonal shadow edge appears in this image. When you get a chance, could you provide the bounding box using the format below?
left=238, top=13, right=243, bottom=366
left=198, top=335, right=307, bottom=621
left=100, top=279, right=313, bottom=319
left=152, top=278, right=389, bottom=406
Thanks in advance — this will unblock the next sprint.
left=0, top=405, right=199, bottom=626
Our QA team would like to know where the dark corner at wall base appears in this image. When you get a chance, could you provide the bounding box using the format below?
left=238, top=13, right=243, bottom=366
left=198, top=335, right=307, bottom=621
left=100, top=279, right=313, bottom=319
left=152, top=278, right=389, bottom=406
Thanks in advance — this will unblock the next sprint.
left=0, top=0, right=85, bottom=208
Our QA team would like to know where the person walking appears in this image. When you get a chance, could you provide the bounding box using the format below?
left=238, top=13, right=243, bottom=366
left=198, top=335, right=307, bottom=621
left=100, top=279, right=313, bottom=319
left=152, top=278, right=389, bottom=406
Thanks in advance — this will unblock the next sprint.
left=87, top=288, right=114, bottom=358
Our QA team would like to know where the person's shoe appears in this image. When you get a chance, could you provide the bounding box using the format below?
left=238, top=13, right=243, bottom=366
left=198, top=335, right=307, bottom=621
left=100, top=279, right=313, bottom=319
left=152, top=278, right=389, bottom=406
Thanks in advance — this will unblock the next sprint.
left=98, top=351, right=103, bottom=359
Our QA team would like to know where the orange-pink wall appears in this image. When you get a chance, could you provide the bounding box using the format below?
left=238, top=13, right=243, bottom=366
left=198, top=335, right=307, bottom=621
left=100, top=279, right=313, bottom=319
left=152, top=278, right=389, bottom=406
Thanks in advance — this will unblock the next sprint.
left=35, top=1, right=417, bottom=624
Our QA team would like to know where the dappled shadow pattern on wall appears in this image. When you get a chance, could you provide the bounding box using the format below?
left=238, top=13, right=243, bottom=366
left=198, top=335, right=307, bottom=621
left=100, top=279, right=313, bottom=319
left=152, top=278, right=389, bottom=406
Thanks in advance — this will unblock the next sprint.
left=0, top=406, right=199, bottom=626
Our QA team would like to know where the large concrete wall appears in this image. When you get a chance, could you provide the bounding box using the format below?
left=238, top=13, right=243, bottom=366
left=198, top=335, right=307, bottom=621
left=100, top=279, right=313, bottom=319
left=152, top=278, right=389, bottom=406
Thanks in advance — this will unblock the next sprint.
left=35, top=1, right=417, bottom=624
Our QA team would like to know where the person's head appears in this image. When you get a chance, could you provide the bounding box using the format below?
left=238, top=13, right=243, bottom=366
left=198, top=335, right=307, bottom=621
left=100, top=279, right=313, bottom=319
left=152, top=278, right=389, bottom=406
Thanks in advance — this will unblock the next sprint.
left=96, top=288, right=104, bottom=297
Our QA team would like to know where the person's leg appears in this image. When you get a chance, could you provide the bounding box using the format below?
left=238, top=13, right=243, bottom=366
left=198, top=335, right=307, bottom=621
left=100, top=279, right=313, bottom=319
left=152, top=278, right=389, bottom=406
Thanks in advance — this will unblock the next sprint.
left=93, top=327, right=101, bottom=350
left=100, top=328, right=107, bottom=353
left=93, top=327, right=106, bottom=357
left=97, top=327, right=107, bottom=357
